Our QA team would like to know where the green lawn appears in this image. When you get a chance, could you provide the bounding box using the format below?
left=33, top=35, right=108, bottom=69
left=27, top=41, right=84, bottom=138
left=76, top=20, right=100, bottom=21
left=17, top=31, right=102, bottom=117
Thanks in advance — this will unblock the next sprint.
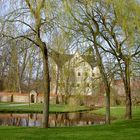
left=0, top=103, right=89, bottom=113
left=93, top=106, right=140, bottom=120
left=0, top=104, right=140, bottom=140
left=0, top=118, right=140, bottom=140
left=0, top=106, right=139, bottom=140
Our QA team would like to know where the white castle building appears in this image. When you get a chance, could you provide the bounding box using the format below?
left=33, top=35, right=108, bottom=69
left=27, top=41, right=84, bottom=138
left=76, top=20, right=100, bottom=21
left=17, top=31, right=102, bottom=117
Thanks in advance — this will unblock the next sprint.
left=50, top=48, right=101, bottom=96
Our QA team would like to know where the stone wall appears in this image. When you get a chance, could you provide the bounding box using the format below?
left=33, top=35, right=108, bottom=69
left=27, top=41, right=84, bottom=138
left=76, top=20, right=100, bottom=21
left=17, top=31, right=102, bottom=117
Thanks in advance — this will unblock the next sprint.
left=0, top=95, right=11, bottom=102
left=0, top=92, right=56, bottom=104
left=0, top=93, right=29, bottom=103
left=13, top=94, right=29, bottom=103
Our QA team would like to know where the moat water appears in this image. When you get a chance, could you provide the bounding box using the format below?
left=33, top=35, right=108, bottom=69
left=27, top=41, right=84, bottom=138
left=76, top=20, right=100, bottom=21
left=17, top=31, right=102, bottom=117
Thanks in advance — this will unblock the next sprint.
left=0, top=112, right=105, bottom=127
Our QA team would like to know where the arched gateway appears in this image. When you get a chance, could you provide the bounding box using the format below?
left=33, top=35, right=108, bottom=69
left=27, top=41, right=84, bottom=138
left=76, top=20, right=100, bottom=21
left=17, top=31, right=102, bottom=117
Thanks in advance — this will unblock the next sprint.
left=30, top=90, right=37, bottom=103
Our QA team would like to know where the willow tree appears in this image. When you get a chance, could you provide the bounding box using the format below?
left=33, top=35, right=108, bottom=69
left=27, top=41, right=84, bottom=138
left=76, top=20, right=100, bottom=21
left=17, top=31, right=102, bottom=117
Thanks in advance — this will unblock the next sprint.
left=24, top=0, right=51, bottom=128
left=63, top=0, right=140, bottom=121
left=7, top=41, right=21, bottom=92
left=0, top=0, right=57, bottom=128
left=49, top=31, right=73, bottom=104
left=63, top=0, right=112, bottom=124
left=96, top=0, right=140, bottom=119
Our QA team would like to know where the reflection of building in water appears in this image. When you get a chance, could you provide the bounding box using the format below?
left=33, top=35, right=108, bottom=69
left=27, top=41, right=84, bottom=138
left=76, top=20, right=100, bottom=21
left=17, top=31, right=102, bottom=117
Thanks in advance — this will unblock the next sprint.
left=0, top=113, right=105, bottom=127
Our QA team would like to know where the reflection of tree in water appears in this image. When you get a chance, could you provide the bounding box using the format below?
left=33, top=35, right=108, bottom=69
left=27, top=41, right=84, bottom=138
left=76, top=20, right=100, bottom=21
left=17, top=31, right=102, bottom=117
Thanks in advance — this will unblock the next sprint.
left=49, top=113, right=95, bottom=127
left=9, top=118, right=20, bottom=126
left=26, top=114, right=29, bottom=126
left=0, top=113, right=105, bottom=127
left=30, top=113, right=33, bottom=119
left=1, top=117, right=21, bottom=126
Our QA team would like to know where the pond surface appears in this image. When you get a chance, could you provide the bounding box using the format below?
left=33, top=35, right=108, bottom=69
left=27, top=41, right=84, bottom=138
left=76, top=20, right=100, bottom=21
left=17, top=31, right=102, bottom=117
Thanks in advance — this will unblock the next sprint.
left=0, top=112, right=105, bottom=127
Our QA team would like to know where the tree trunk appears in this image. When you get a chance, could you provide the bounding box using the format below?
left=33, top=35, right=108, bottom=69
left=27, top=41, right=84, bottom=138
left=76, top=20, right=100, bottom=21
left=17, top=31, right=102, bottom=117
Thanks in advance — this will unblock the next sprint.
left=117, top=56, right=132, bottom=120
left=28, top=67, right=32, bottom=107
left=0, top=79, right=3, bottom=91
left=64, top=75, right=70, bottom=105
left=125, top=86, right=132, bottom=119
left=17, top=64, right=21, bottom=93
left=93, top=35, right=111, bottom=124
left=55, top=65, right=60, bottom=104
left=42, top=44, right=50, bottom=128
left=105, top=87, right=110, bottom=124
left=124, top=59, right=132, bottom=119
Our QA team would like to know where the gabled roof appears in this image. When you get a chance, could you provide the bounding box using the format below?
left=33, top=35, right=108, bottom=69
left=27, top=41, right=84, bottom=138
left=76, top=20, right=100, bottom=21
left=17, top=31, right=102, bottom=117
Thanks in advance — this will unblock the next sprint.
left=49, top=50, right=73, bottom=68
left=49, top=47, right=96, bottom=68
left=81, top=47, right=96, bottom=68
left=81, top=55, right=96, bottom=68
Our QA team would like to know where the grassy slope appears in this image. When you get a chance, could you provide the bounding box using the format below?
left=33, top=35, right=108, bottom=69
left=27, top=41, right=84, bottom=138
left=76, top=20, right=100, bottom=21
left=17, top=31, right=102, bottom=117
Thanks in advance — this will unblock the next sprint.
left=0, top=103, right=89, bottom=113
left=0, top=106, right=139, bottom=140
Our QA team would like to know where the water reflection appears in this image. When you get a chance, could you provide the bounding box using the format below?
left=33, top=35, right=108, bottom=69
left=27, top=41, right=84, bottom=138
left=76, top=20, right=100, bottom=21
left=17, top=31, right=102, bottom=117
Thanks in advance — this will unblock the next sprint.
left=0, top=112, right=105, bottom=127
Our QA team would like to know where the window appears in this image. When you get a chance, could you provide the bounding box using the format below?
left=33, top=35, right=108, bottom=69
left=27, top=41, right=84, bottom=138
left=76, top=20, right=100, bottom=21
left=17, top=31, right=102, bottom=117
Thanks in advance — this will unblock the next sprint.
left=77, top=83, right=80, bottom=87
left=87, top=83, right=90, bottom=87
left=78, top=72, right=81, bottom=76
left=71, top=83, right=75, bottom=87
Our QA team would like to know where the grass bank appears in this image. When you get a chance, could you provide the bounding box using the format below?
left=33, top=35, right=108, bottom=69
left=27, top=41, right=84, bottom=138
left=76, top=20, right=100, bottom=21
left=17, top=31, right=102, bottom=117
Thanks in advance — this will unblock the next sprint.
left=93, top=106, right=140, bottom=120
left=0, top=103, right=90, bottom=113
